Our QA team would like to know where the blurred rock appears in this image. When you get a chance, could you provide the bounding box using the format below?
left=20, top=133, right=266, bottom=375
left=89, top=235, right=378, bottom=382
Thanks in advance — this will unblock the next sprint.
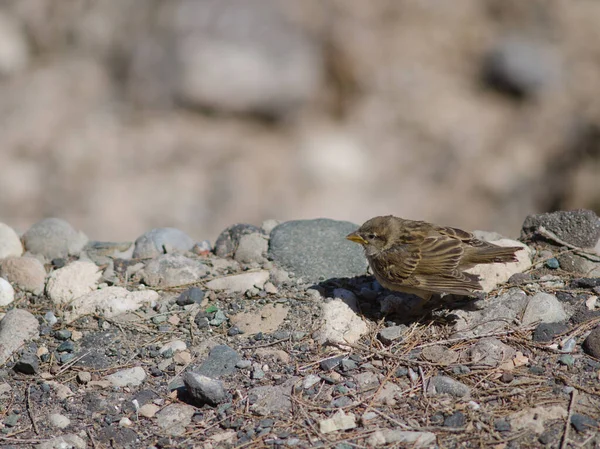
left=521, top=210, right=600, bottom=248
left=0, top=223, right=23, bottom=258
left=171, top=0, right=323, bottom=116
left=0, top=256, right=46, bottom=294
left=0, top=11, right=29, bottom=75
left=22, top=218, right=87, bottom=260
left=133, top=228, right=195, bottom=259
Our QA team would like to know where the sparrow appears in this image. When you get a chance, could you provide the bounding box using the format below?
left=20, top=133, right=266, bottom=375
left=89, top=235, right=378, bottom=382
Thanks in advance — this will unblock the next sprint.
left=346, top=215, right=522, bottom=301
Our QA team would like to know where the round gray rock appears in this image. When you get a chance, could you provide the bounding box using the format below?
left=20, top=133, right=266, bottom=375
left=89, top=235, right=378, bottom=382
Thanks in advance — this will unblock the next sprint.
left=268, top=219, right=368, bottom=283
left=521, top=209, right=600, bottom=248
left=22, top=218, right=87, bottom=259
left=0, top=256, right=46, bottom=294
left=582, top=326, right=600, bottom=358
left=142, top=254, right=208, bottom=288
left=133, top=228, right=195, bottom=259
left=215, top=223, right=265, bottom=258
left=183, top=371, right=228, bottom=406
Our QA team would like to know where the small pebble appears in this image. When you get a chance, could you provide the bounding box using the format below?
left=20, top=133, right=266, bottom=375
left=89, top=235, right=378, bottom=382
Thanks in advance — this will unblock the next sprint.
left=545, top=258, right=560, bottom=269
left=44, top=311, right=58, bottom=326
left=500, top=372, right=514, bottom=383
left=558, top=354, right=575, bottom=367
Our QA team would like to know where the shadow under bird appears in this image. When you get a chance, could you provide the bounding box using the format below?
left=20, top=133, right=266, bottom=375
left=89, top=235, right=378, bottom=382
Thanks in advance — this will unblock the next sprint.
left=346, top=215, right=522, bottom=301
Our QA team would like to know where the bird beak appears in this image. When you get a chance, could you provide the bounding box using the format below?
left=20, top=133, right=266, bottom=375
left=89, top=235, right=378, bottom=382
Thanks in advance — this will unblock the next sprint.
left=346, top=232, right=367, bottom=245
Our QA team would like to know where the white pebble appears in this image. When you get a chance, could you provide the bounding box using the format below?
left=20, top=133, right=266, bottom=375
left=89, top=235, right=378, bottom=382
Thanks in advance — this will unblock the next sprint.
left=0, top=277, right=15, bottom=306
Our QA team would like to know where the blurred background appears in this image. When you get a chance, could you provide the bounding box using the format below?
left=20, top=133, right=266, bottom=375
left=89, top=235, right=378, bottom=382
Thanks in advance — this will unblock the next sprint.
left=0, top=0, right=599, bottom=242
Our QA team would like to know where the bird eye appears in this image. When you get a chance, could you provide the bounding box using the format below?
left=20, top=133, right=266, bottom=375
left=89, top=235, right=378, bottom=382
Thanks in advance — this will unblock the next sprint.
left=367, top=233, right=376, bottom=239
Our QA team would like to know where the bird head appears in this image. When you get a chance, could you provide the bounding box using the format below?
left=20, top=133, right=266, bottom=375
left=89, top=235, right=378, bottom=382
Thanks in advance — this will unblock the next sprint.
left=346, top=216, right=393, bottom=252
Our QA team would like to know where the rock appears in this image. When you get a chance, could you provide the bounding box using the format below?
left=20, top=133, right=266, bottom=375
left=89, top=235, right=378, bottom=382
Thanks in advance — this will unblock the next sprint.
left=36, top=434, right=87, bottom=449
left=197, top=345, right=241, bottom=378
left=533, top=322, right=569, bottom=343
left=214, top=224, right=265, bottom=258
left=48, top=413, right=70, bottom=429
left=421, top=345, right=459, bottom=366
left=22, top=217, right=87, bottom=259
left=319, top=410, right=356, bottom=433
left=105, top=366, right=147, bottom=387
left=0, top=256, right=46, bottom=294
left=83, top=241, right=133, bottom=264
left=0, top=222, right=23, bottom=258
left=0, top=309, right=39, bottom=366
left=427, top=376, right=470, bottom=398
left=172, top=0, right=323, bottom=116
left=139, top=404, right=160, bottom=418
left=522, top=293, right=569, bottom=325
left=521, top=209, right=600, bottom=249
left=378, top=325, right=408, bottom=345
left=142, top=254, right=208, bottom=288
left=315, top=293, right=369, bottom=345
left=159, top=339, right=187, bottom=355
left=176, top=287, right=205, bottom=305
left=466, top=240, right=532, bottom=292
left=248, top=377, right=298, bottom=416
left=470, top=338, right=516, bottom=367
left=444, top=411, right=466, bottom=428
left=452, top=289, right=528, bottom=337
left=132, top=227, right=195, bottom=259
left=234, top=233, right=268, bottom=264
left=572, top=278, right=600, bottom=289
left=183, top=371, right=228, bottom=406
left=268, top=219, right=368, bottom=283
left=571, top=414, right=598, bottom=432
left=482, top=36, right=561, bottom=98
left=558, top=253, right=600, bottom=277
left=0, top=277, right=15, bottom=306
left=206, top=270, right=269, bottom=292
left=63, top=286, right=159, bottom=323
left=509, top=406, right=567, bottom=434
left=156, top=403, right=195, bottom=436
left=46, top=261, right=101, bottom=305
left=582, top=326, right=600, bottom=358
left=229, top=303, right=289, bottom=335
left=14, top=353, right=39, bottom=374
left=0, top=11, right=29, bottom=76
left=367, top=429, right=436, bottom=448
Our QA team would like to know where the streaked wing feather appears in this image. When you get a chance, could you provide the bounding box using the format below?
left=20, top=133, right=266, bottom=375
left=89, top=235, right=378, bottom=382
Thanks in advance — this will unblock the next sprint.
left=413, top=236, right=464, bottom=274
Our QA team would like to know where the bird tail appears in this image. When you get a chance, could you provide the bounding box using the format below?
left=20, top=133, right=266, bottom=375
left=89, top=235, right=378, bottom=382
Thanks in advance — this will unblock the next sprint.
left=464, top=245, right=522, bottom=265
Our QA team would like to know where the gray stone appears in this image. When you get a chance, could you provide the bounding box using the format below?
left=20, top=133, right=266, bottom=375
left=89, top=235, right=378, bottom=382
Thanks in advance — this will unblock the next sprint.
left=452, top=288, right=528, bottom=337
left=215, top=223, right=265, bottom=258
left=483, top=36, right=561, bottom=98
left=84, top=241, right=133, bottom=264
left=48, top=413, right=70, bottom=429
left=0, top=222, right=23, bottom=258
left=533, top=322, right=569, bottom=342
left=367, top=429, right=436, bottom=447
left=521, top=209, right=600, bottom=249
left=156, top=403, right=195, bottom=436
left=176, top=287, right=205, bottom=306
left=378, top=325, right=408, bottom=345
left=557, top=253, right=600, bottom=277
left=36, top=434, right=86, bottom=449
left=0, top=256, right=46, bottom=294
left=183, top=371, right=228, bottom=406
left=522, top=292, right=569, bottom=325
left=142, top=254, right=208, bottom=288
left=22, top=217, right=87, bottom=259
left=206, top=271, right=269, bottom=292
left=248, top=377, right=298, bottom=416
left=234, top=233, right=268, bottom=264
left=171, top=0, right=323, bottom=116
left=268, top=219, right=368, bottom=283
left=197, top=345, right=241, bottom=378
left=571, top=414, right=598, bottom=433
left=470, top=338, right=516, bottom=367
left=133, top=227, right=195, bottom=259
left=105, top=367, right=147, bottom=387
left=427, top=375, right=470, bottom=397
left=0, top=309, right=39, bottom=366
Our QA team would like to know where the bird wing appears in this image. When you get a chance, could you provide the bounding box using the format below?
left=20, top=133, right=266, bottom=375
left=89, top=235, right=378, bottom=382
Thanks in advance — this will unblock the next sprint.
left=370, top=235, right=482, bottom=294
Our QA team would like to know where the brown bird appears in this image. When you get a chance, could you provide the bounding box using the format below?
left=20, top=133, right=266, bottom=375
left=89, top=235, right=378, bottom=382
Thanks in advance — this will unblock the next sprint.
left=346, top=215, right=522, bottom=301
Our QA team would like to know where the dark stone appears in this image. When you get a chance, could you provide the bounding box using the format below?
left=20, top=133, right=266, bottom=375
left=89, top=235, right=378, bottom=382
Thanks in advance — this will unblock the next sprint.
left=320, top=355, right=345, bottom=371
left=176, top=287, right=205, bottom=306
left=494, top=419, right=511, bottom=432
left=571, top=414, right=598, bottom=432
left=14, top=354, right=39, bottom=374
left=508, top=273, right=533, bottom=285
left=215, top=224, right=265, bottom=258
left=500, top=372, right=514, bottom=383
left=521, top=209, right=600, bottom=248
left=533, top=322, right=569, bottom=342
left=582, top=326, right=600, bottom=358
left=51, top=258, right=66, bottom=268
left=444, top=411, right=466, bottom=428
left=57, top=341, right=75, bottom=353
left=54, top=329, right=72, bottom=340
left=227, top=326, right=243, bottom=336
left=183, top=371, right=229, bottom=406
left=197, top=345, right=241, bottom=379
left=556, top=292, right=577, bottom=303
left=571, top=278, right=600, bottom=289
